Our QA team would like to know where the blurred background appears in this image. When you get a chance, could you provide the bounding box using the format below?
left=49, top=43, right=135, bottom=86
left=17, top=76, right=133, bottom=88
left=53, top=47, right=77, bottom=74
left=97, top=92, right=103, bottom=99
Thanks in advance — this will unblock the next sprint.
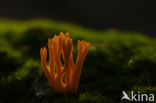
left=0, top=0, right=156, bottom=37
left=0, top=0, right=156, bottom=103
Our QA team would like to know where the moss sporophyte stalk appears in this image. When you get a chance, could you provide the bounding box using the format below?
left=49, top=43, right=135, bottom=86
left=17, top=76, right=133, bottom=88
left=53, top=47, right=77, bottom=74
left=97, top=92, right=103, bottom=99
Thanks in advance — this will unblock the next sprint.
left=40, top=32, right=90, bottom=94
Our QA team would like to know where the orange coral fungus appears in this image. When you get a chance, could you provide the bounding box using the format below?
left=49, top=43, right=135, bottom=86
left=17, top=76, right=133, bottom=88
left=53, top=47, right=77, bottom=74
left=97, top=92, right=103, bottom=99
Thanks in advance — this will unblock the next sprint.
left=40, top=32, right=90, bottom=94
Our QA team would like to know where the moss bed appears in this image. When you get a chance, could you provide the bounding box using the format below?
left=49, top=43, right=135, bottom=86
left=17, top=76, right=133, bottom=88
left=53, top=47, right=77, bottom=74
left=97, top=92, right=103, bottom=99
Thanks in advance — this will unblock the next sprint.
left=0, top=18, right=156, bottom=103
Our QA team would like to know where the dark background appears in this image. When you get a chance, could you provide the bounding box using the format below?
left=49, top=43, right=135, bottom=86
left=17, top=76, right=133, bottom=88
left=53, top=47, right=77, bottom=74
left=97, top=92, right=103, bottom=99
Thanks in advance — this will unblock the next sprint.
left=0, top=0, right=155, bottom=37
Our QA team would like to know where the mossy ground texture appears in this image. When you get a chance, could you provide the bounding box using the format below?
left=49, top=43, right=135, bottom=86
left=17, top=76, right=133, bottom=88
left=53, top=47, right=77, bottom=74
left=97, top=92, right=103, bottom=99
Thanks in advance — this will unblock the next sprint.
left=0, top=18, right=156, bottom=103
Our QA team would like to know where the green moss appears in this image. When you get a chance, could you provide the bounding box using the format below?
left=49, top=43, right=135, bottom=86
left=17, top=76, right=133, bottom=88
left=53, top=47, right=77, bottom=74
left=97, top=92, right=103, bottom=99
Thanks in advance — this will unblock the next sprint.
left=79, top=93, right=102, bottom=103
left=0, top=18, right=155, bottom=103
